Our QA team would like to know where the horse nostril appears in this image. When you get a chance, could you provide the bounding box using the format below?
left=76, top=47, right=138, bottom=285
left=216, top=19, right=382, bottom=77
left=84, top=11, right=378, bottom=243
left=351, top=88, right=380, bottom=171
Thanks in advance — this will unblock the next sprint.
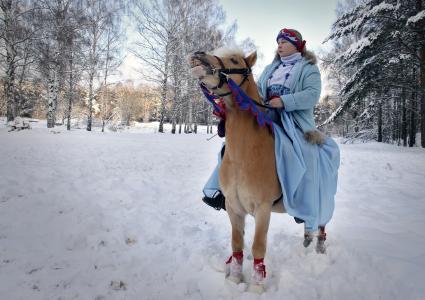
left=194, top=51, right=206, bottom=56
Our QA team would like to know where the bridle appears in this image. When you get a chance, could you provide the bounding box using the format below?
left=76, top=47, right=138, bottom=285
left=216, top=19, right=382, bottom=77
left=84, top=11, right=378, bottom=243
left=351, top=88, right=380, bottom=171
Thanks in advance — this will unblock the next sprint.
left=194, top=52, right=277, bottom=110
left=194, top=51, right=251, bottom=97
left=209, top=56, right=251, bottom=97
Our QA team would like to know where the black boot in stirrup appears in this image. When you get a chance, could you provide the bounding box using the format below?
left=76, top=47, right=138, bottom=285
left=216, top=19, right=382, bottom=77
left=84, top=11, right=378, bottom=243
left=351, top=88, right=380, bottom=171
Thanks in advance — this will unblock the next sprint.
left=202, top=191, right=226, bottom=211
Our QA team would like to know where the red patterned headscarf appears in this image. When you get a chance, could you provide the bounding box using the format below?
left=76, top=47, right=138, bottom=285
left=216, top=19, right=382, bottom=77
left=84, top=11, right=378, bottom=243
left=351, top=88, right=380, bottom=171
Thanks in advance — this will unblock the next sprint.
left=276, top=28, right=306, bottom=52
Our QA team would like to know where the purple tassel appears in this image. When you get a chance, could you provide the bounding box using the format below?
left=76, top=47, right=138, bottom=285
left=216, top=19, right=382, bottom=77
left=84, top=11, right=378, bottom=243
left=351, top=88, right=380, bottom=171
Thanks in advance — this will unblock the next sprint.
left=199, top=79, right=274, bottom=132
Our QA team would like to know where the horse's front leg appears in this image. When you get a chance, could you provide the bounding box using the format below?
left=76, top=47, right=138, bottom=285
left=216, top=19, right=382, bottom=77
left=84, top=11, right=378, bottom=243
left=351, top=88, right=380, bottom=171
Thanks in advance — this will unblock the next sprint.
left=225, top=206, right=246, bottom=283
left=249, top=202, right=272, bottom=293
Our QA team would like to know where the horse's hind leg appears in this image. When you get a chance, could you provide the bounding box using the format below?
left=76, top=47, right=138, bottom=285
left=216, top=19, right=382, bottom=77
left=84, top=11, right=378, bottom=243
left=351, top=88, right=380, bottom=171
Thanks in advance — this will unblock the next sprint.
left=225, top=208, right=245, bottom=283
left=248, top=203, right=272, bottom=293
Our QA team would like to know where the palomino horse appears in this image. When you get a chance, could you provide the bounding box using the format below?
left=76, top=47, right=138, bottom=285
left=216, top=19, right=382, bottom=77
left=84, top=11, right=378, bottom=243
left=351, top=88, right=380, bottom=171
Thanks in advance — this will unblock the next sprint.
left=189, top=49, right=285, bottom=293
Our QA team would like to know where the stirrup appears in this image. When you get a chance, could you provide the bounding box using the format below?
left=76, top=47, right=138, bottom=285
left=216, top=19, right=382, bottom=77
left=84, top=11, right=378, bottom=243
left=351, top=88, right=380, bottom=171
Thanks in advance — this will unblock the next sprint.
left=294, top=217, right=305, bottom=224
left=202, top=191, right=226, bottom=211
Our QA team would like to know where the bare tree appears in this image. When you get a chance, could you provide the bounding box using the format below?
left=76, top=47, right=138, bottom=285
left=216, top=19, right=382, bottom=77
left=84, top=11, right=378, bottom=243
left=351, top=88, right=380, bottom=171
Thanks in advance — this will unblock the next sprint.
left=133, top=0, right=232, bottom=133
left=35, top=0, right=75, bottom=128
left=0, top=0, right=39, bottom=122
left=83, top=0, right=124, bottom=131
left=132, top=0, right=187, bottom=133
left=64, top=3, right=86, bottom=130
left=98, top=11, right=124, bottom=132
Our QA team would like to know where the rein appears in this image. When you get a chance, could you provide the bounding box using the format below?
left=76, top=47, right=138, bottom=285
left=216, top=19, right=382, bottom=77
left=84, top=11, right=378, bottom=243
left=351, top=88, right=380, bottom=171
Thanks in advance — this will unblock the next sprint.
left=200, top=77, right=274, bottom=131
left=196, top=54, right=279, bottom=131
left=200, top=55, right=277, bottom=111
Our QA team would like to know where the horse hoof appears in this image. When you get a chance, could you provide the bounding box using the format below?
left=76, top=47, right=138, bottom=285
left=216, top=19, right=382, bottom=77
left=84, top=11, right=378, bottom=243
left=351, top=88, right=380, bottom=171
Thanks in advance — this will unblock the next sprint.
left=248, top=283, right=265, bottom=294
left=226, top=274, right=243, bottom=284
left=225, top=255, right=243, bottom=283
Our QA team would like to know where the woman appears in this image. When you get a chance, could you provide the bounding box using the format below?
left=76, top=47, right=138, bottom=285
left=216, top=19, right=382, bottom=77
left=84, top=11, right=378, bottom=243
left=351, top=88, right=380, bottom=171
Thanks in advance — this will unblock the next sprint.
left=203, top=28, right=340, bottom=243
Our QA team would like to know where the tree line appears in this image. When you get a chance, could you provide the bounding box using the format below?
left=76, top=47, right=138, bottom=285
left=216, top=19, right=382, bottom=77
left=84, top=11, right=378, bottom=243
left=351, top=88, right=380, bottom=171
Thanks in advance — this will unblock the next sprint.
left=320, top=0, right=425, bottom=148
left=4, top=0, right=422, bottom=147
left=0, top=0, right=244, bottom=133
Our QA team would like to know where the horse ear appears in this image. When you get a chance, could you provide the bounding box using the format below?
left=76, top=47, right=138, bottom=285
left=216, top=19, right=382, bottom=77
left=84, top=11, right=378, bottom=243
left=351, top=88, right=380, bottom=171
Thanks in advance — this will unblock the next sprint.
left=245, top=51, right=257, bottom=67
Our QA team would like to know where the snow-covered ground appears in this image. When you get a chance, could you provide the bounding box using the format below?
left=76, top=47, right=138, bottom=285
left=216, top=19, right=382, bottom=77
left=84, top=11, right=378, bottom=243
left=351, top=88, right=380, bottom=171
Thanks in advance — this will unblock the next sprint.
left=1, top=120, right=425, bottom=300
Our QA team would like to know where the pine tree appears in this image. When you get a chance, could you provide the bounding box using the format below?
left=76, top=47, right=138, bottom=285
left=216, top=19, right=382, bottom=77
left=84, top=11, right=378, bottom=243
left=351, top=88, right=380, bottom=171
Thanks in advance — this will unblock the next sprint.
left=323, top=0, right=425, bottom=146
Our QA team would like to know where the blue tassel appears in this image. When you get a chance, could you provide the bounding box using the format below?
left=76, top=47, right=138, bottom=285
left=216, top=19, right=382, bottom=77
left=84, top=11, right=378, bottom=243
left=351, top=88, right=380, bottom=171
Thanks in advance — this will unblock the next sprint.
left=199, top=79, right=274, bottom=131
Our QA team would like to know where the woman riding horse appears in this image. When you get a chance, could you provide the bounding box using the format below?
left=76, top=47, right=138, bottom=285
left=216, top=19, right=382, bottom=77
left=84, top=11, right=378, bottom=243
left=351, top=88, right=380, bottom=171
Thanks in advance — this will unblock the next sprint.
left=191, top=28, right=340, bottom=292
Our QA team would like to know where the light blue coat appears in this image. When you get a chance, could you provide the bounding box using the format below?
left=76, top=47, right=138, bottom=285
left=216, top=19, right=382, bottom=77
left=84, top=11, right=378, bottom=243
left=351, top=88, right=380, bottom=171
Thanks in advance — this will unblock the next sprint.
left=257, top=54, right=321, bottom=133
left=203, top=52, right=340, bottom=232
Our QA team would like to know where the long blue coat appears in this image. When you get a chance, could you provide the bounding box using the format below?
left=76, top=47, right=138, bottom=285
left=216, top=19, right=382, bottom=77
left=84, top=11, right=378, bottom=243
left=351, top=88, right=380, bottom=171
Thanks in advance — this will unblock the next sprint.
left=203, top=52, right=340, bottom=232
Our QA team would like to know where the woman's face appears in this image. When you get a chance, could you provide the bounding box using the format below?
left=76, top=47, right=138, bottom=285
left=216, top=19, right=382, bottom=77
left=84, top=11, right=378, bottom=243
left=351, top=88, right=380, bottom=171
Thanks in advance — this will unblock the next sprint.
left=277, top=38, right=298, bottom=57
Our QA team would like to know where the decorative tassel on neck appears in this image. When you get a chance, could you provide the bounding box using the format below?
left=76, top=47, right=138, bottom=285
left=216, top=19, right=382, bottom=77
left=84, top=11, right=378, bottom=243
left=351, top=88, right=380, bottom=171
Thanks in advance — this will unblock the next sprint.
left=199, top=79, right=274, bottom=131
left=227, top=78, right=273, bottom=131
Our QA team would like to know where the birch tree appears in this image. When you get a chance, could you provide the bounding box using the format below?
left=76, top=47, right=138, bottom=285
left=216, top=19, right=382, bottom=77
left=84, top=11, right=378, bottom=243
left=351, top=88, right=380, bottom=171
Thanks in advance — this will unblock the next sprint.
left=0, top=0, right=38, bottom=122
left=36, top=0, right=75, bottom=128
left=132, top=0, right=230, bottom=133
left=132, top=0, right=185, bottom=133
left=83, top=0, right=124, bottom=131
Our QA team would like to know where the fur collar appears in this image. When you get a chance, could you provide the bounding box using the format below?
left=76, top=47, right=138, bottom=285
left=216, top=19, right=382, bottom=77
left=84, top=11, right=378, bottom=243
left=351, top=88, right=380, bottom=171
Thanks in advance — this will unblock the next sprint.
left=274, top=50, right=317, bottom=65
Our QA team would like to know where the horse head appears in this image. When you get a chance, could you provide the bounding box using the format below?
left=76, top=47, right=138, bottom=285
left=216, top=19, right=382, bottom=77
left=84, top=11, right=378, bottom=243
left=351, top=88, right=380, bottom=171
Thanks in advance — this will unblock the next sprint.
left=189, top=49, right=257, bottom=97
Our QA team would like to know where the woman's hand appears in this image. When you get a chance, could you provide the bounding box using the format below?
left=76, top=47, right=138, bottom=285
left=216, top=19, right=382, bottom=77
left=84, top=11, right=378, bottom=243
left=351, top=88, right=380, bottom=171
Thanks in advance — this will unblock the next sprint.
left=268, top=96, right=284, bottom=108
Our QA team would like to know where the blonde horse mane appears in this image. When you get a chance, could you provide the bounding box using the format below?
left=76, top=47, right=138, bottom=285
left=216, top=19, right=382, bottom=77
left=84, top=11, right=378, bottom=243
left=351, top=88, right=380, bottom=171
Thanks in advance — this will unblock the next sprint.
left=212, top=47, right=245, bottom=58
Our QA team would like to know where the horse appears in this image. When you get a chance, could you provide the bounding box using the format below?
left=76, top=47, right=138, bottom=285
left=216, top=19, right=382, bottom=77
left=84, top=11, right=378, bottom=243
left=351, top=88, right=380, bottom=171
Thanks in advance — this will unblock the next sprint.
left=189, top=49, right=326, bottom=293
left=189, top=48, right=287, bottom=293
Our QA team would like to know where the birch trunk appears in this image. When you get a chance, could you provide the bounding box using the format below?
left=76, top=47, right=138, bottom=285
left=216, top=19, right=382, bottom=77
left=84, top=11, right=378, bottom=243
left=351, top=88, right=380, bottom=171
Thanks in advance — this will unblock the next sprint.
left=2, top=0, right=16, bottom=122
left=47, top=66, right=59, bottom=128
left=87, top=24, right=98, bottom=132
left=67, top=51, right=74, bottom=131
left=158, top=56, right=169, bottom=133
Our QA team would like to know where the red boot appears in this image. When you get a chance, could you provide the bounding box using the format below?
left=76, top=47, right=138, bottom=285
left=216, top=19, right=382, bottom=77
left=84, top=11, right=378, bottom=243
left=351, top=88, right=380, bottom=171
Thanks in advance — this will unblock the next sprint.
left=248, top=258, right=266, bottom=293
left=225, top=251, right=243, bottom=283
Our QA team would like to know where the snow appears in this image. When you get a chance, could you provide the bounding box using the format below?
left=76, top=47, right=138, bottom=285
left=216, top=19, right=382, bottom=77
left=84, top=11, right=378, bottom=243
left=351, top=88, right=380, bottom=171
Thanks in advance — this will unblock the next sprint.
left=407, top=10, right=425, bottom=26
left=1, top=121, right=425, bottom=299
left=326, top=2, right=398, bottom=43
left=338, top=33, right=379, bottom=64
left=367, top=2, right=398, bottom=16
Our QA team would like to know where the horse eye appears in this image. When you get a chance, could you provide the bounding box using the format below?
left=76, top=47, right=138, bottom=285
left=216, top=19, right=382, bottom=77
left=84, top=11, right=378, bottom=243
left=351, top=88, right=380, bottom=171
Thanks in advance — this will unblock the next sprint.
left=230, top=58, right=239, bottom=65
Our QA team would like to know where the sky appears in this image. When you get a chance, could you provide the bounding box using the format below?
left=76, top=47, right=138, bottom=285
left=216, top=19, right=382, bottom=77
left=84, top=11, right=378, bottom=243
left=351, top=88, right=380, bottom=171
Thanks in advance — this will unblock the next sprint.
left=119, top=0, right=341, bottom=91
left=218, top=0, right=340, bottom=74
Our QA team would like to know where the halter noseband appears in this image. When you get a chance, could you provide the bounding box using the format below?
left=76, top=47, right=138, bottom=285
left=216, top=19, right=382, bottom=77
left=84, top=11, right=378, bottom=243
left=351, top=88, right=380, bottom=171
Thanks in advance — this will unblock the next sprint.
left=208, top=56, right=251, bottom=97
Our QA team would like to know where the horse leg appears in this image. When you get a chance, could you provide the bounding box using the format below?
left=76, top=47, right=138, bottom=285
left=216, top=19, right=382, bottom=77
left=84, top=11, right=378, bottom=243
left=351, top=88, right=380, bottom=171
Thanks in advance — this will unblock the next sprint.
left=316, top=225, right=327, bottom=254
left=225, top=207, right=245, bottom=283
left=248, top=203, right=271, bottom=293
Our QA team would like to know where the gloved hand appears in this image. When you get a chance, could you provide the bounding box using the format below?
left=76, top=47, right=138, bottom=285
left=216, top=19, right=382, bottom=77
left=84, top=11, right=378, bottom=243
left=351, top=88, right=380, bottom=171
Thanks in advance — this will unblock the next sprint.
left=217, top=119, right=225, bottom=137
left=268, top=96, right=284, bottom=108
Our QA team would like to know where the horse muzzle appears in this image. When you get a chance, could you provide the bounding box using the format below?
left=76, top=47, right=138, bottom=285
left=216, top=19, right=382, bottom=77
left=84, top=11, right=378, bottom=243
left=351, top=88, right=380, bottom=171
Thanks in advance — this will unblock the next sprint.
left=188, top=52, right=215, bottom=80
